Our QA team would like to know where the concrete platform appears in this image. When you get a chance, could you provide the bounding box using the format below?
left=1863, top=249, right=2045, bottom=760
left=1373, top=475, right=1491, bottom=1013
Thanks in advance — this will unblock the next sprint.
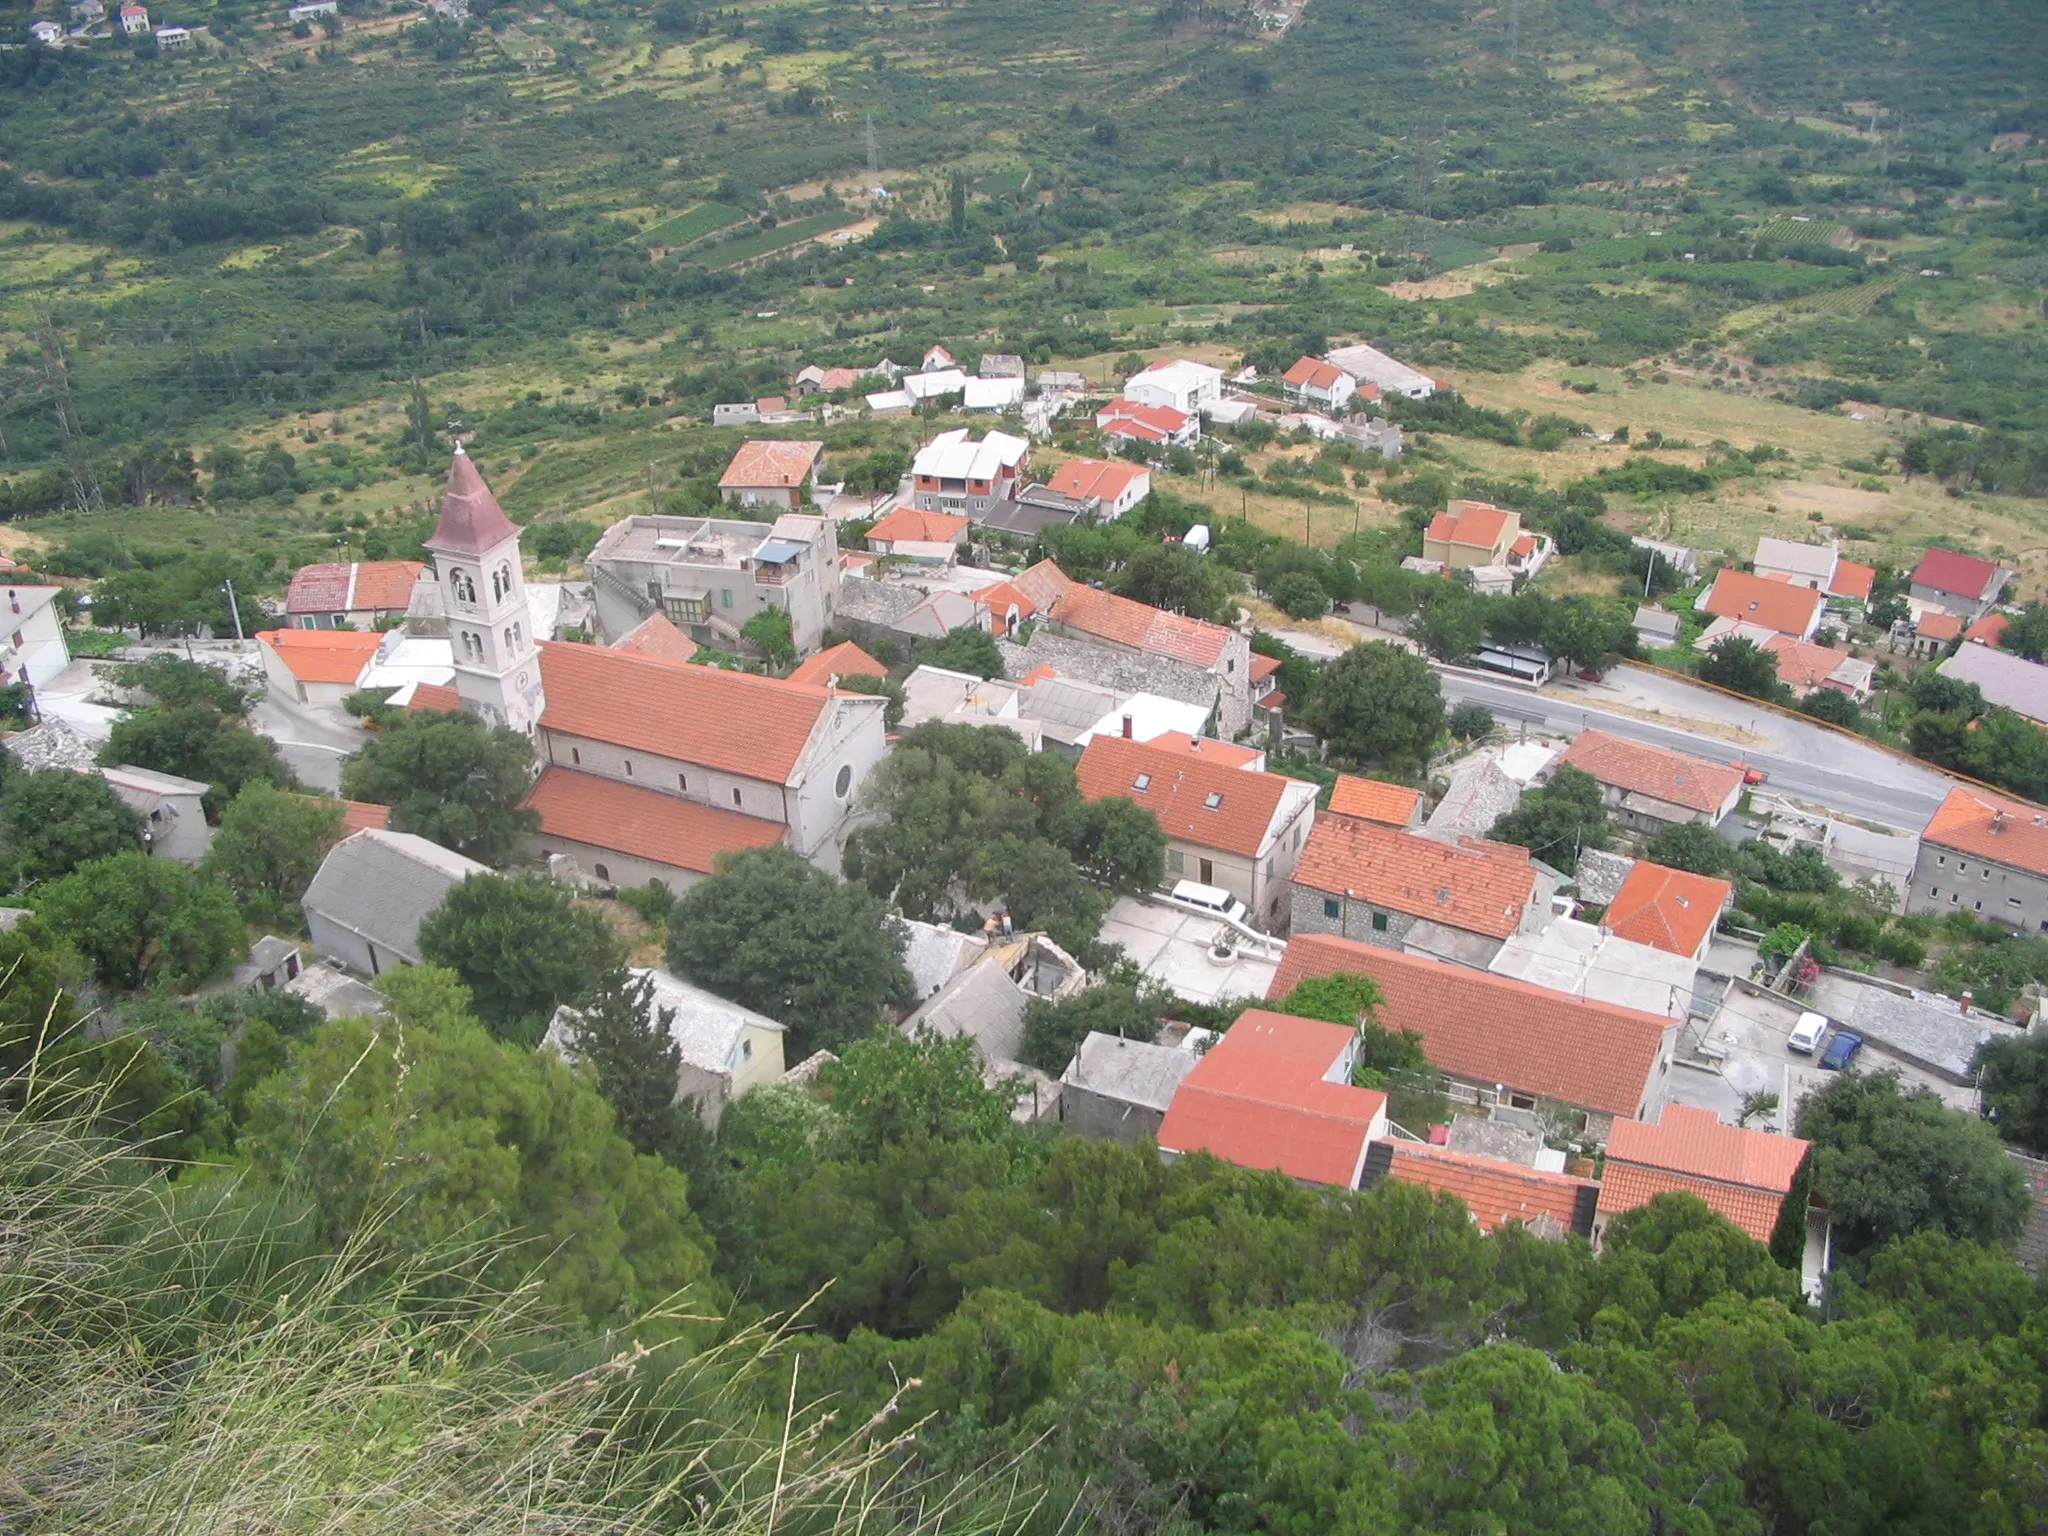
left=1100, top=895, right=1278, bottom=1007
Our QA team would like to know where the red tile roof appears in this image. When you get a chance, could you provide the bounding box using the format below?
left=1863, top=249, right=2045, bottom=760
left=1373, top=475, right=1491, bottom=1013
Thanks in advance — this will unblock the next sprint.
left=524, top=767, right=786, bottom=874
left=338, top=798, right=391, bottom=833
left=611, top=613, right=699, bottom=665
left=1828, top=558, right=1876, bottom=602
left=1096, top=399, right=1191, bottom=439
left=1965, top=611, right=2010, bottom=646
left=1912, top=547, right=2004, bottom=601
left=788, top=640, right=887, bottom=687
left=1143, top=731, right=1263, bottom=769
left=1701, top=568, right=1824, bottom=637
left=407, top=682, right=463, bottom=714
left=719, top=439, right=824, bottom=490
left=354, top=561, right=427, bottom=611
left=1922, top=784, right=2048, bottom=876
left=1293, top=817, right=1535, bottom=939
left=1327, top=774, right=1421, bottom=827
left=1599, top=1105, right=1808, bottom=1242
left=1270, top=933, right=1671, bottom=1119
left=1011, top=560, right=1076, bottom=612
left=1076, top=735, right=1298, bottom=859
left=1283, top=356, right=1347, bottom=391
left=257, top=628, right=381, bottom=686
left=1557, top=730, right=1744, bottom=816
left=1603, top=861, right=1731, bottom=957
left=1510, top=533, right=1538, bottom=558
left=1425, top=500, right=1513, bottom=552
left=284, top=563, right=351, bottom=615
left=972, top=579, right=1038, bottom=630
left=1046, top=457, right=1149, bottom=503
left=1377, top=1143, right=1596, bottom=1235
left=1249, top=653, right=1282, bottom=684
left=1917, top=609, right=1963, bottom=642
left=1048, top=583, right=1234, bottom=667
left=427, top=446, right=520, bottom=557
left=1759, top=634, right=1851, bottom=691
left=1157, top=1009, right=1386, bottom=1187
left=866, top=506, right=970, bottom=545
left=537, top=640, right=830, bottom=785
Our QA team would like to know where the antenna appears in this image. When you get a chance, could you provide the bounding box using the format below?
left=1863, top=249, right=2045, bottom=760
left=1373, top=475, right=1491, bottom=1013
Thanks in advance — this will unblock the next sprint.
left=865, top=113, right=885, bottom=198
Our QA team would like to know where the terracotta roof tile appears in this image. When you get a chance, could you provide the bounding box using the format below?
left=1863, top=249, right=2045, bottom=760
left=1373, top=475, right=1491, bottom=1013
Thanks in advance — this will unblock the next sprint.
left=407, top=682, right=463, bottom=714
left=1249, top=653, right=1282, bottom=684
left=1965, top=611, right=2010, bottom=646
left=1048, top=584, right=1234, bottom=667
left=1425, top=501, right=1513, bottom=551
left=426, top=447, right=520, bottom=557
left=1283, top=356, right=1347, bottom=391
left=1011, top=560, right=1076, bottom=612
left=788, top=640, right=887, bottom=687
left=1917, top=610, right=1963, bottom=641
left=1600, top=1105, right=1809, bottom=1242
left=538, top=640, right=830, bottom=785
left=284, top=562, right=352, bottom=614
left=1760, top=634, right=1851, bottom=691
left=1046, top=457, right=1148, bottom=502
left=1143, top=731, right=1263, bottom=769
left=1922, top=784, right=2048, bottom=876
left=1157, top=1009, right=1387, bottom=1187
left=352, top=561, right=428, bottom=611
left=719, top=439, right=824, bottom=490
left=867, top=506, right=970, bottom=544
left=524, top=767, right=786, bottom=874
left=256, top=628, right=382, bottom=686
left=1828, top=558, right=1876, bottom=602
left=1557, top=729, right=1744, bottom=816
left=1096, top=399, right=1190, bottom=437
left=1076, top=735, right=1298, bottom=859
left=338, top=798, right=392, bottom=833
left=1912, top=547, right=2003, bottom=600
left=1377, top=1143, right=1596, bottom=1235
left=612, top=613, right=700, bottom=665
left=1702, top=568, right=1824, bottom=636
left=972, top=579, right=1038, bottom=628
left=1327, top=774, right=1421, bottom=826
left=1270, top=933, right=1671, bottom=1119
left=1293, top=817, right=1535, bottom=939
left=1603, top=861, right=1731, bottom=956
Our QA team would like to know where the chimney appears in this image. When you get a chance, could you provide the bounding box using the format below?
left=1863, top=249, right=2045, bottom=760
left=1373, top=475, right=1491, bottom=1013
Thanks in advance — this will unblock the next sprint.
left=1962, top=991, right=1973, bottom=1011
left=1991, top=812, right=2008, bottom=833
left=1121, top=714, right=1133, bottom=738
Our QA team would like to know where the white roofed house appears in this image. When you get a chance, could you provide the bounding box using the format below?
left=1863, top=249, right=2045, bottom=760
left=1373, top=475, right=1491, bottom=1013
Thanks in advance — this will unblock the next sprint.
left=546, top=968, right=785, bottom=1129
left=0, top=585, right=73, bottom=690
left=910, top=428, right=1030, bottom=514
left=1751, top=536, right=1839, bottom=591
left=1321, top=343, right=1436, bottom=400
left=101, top=765, right=213, bottom=863
left=1122, top=358, right=1223, bottom=417
left=31, top=18, right=65, bottom=42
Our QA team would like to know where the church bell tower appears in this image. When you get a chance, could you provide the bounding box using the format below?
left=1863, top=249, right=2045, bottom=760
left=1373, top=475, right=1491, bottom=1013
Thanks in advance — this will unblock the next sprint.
left=426, top=445, right=544, bottom=734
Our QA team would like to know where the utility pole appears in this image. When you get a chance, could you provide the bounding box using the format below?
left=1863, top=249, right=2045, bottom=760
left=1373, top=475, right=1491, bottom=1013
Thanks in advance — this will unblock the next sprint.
left=222, top=580, right=246, bottom=644
left=1506, top=0, right=1522, bottom=61
left=37, top=312, right=101, bottom=513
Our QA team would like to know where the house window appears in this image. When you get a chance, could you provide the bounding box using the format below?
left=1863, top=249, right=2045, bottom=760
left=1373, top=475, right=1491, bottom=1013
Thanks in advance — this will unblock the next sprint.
left=594, top=864, right=609, bottom=882
left=327, top=615, right=343, bottom=629
left=835, top=764, right=853, bottom=798
left=2008, top=897, right=2022, bottom=908
left=1323, top=897, right=1340, bottom=919
left=1982, top=869, right=1991, bottom=880
left=1507, top=1092, right=1537, bottom=1111
left=1937, top=856, right=1947, bottom=866
left=1930, top=886, right=1939, bottom=896
left=678, top=773, right=688, bottom=791
left=732, top=788, right=742, bottom=807
left=741, top=1039, right=753, bottom=1061
left=1204, top=791, right=1223, bottom=810
left=624, top=759, right=633, bottom=778
left=570, top=747, right=581, bottom=765
left=1371, top=911, right=1389, bottom=932
left=721, top=589, right=733, bottom=607
left=1167, top=850, right=1184, bottom=874
left=1134, top=774, right=1151, bottom=791
left=1975, top=901, right=1983, bottom=911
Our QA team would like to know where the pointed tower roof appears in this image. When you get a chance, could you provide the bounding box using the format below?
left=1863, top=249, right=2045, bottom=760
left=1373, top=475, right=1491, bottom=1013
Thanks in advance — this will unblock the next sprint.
left=425, top=445, right=520, bottom=556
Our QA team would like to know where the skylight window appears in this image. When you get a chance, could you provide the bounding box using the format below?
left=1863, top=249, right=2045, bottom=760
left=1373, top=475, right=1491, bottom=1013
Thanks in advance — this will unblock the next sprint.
left=1204, top=791, right=1223, bottom=810
left=1134, top=774, right=1151, bottom=790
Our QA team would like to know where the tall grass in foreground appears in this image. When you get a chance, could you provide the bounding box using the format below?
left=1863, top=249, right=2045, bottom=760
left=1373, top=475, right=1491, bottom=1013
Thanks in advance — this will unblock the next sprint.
left=0, top=1068, right=1056, bottom=1536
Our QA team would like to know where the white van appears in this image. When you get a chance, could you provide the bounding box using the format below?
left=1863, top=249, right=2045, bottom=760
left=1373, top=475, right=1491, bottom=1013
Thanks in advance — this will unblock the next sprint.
left=1788, top=1011, right=1829, bottom=1055
left=1168, top=879, right=1249, bottom=927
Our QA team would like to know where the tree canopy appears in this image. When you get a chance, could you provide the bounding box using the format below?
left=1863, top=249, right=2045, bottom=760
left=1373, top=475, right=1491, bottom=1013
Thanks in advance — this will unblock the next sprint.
left=32, top=851, right=244, bottom=991
left=416, top=872, right=620, bottom=1045
left=201, top=782, right=346, bottom=925
left=1300, top=641, right=1443, bottom=773
left=339, top=712, right=540, bottom=866
left=1488, top=764, right=1613, bottom=875
left=0, top=768, right=141, bottom=885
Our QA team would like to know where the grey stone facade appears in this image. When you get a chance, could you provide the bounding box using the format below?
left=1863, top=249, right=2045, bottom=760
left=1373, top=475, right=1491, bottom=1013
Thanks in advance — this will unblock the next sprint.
left=1289, top=884, right=1421, bottom=949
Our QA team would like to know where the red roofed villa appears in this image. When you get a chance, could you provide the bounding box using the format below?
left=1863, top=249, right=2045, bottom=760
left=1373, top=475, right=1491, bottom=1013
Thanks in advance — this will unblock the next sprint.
left=1909, top=784, right=2048, bottom=931
left=285, top=560, right=428, bottom=630
left=1602, top=860, right=1732, bottom=962
left=1556, top=729, right=1746, bottom=834
left=1281, top=356, right=1357, bottom=413
left=1045, top=457, right=1152, bottom=518
left=1095, top=398, right=1198, bottom=447
left=1157, top=1009, right=1389, bottom=1187
left=1289, top=815, right=1545, bottom=961
left=788, top=639, right=888, bottom=688
left=1697, top=567, right=1825, bottom=639
left=718, top=440, right=825, bottom=512
left=1363, top=1141, right=1597, bottom=1238
left=1910, top=547, right=2012, bottom=619
left=1326, top=774, right=1422, bottom=828
left=1423, top=500, right=1521, bottom=570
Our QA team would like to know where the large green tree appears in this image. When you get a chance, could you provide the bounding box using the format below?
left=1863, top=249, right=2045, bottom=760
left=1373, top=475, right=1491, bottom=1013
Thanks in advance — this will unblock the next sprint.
left=1698, top=635, right=1784, bottom=701
left=101, top=703, right=296, bottom=818
left=339, top=712, right=539, bottom=866
left=1973, top=1030, right=2048, bottom=1157
left=1301, top=641, right=1443, bottom=773
left=201, top=782, right=346, bottom=925
left=417, top=872, right=619, bottom=1045
left=666, top=846, right=911, bottom=1059
left=1, top=769, right=141, bottom=884
left=33, top=852, right=244, bottom=992
left=555, top=965, right=716, bottom=1181
left=1646, top=820, right=1734, bottom=877
left=1116, top=543, right=1233, bottom=622
left=1020, top=978, right=1167, bottom=1075
left=1489, top=764, right=1614, bottom=874
left=1796, top=1068, right=2030, bottom=1263
left=245, top=967, right=714, bottom=1330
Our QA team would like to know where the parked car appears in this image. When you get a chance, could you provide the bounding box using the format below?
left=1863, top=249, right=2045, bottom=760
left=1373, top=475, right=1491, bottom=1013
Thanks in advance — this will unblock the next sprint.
left=1819, top=1030, right=1865, bottom=1070
left=1168, top=879, right=1249, bottom=927
left=1788, top=1011, right=1829, bottom=1055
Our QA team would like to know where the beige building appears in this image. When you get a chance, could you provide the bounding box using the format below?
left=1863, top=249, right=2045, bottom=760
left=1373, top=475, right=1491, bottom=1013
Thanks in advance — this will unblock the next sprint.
left=584, top=511, right=842, bottom=657
left=1423, top=501, right=1521, bottom=570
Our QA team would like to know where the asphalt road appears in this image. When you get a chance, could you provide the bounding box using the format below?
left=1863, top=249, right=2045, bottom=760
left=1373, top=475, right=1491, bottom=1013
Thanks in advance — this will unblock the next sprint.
left=1433, top=671, right=1949, bottom=833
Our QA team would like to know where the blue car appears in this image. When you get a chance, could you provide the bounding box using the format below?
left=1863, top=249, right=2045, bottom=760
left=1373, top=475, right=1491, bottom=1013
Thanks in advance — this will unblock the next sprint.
left=1819, top=1030, right=1864, bottom=1071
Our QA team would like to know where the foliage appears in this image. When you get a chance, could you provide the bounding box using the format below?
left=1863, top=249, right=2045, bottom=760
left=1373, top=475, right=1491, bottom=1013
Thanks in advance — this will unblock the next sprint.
left=1116, top=544, right=1234, bottom=623
left=920, top=625, right=1006, bottom=680
left=101, top=702, right=296, bottom=819
left=666, top=846, right=910, bottom=1059
left=199, top=782, right=344, bottom=925
left=1489, top=765, right=1613, bottom=875
left=1796, top=1069, right=2030, bottom=1265
left=1974, top=1030, right=2048, bottom=1157
left=1698, top=635, right=1784, bottom=700
left=1, top=769, right=141, bottom=885
left=339, top=712, right=540, bottom=866
left=741, top=607, right=796, bottom=666
left=1301, top=641, right=1443, bottom=773
left=1446, top=701, right=1494, bottom=741
left=112, top=654, right=250, bottom=714
left=557, top=965, right=712, bottom=1179
left=32, top=852, right=243, bottom=992
left=1267, top=570, right=1327, bottom=619
left=1020, top=979, right=1167, bottom=1075
left=1647, top=821, right=1734, bottom=877
left=820, top=1026, right=1025, bottom=1157
left=246, top=967, right=714, bottom=1330
left=416, top=873, right=620, bottom=1046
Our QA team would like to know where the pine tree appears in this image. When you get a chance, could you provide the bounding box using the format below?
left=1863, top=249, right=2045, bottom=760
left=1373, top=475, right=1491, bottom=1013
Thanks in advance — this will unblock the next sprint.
left=561, top=967, right=696, bottom=1164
